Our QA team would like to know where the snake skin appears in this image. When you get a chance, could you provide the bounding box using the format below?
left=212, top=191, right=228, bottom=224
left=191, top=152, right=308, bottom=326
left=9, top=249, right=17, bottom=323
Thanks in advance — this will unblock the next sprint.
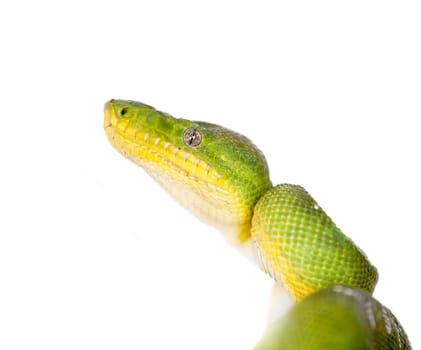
left=104, top=100, right=411, bottom=349
left=252, top=184, right=378, bottom=301
left=255, top=286, right=411, bottom=349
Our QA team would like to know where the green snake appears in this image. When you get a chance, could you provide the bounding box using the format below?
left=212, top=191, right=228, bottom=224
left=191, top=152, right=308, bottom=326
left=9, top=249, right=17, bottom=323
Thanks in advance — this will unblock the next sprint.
left=104, top=99, right=411, bottom=349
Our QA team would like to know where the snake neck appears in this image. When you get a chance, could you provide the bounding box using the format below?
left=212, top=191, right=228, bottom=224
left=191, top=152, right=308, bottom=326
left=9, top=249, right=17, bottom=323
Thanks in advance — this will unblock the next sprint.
left=211, top=185, right=279, bottom=272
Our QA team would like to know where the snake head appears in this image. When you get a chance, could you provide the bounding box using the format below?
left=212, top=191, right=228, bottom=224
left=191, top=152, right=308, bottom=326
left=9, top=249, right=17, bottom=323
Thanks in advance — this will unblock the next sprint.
left=104, top=99, right=271, bottom=244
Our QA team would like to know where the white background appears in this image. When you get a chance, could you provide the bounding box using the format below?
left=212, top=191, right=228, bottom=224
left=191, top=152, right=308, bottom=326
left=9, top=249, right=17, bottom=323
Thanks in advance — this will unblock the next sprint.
left=1, top=1, right=420, bottom=349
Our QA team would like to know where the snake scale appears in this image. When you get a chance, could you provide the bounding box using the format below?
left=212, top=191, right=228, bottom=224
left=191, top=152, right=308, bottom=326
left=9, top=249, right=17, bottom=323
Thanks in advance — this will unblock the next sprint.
left=104, top=99, right=411, bottom=349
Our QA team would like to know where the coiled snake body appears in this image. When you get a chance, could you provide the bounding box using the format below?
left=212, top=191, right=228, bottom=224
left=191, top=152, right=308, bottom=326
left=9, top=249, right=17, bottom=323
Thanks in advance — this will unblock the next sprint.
left=104, top=99, right=411, bottom=349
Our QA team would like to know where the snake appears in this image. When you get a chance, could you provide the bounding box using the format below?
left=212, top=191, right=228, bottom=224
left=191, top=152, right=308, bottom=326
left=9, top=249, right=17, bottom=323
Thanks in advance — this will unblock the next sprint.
left=104, top=99, right=411, bottom=349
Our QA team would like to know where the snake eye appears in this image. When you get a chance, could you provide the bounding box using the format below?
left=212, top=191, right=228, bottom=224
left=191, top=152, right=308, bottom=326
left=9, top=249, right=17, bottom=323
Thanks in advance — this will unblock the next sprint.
left=183, top=127, right=202, bottom=148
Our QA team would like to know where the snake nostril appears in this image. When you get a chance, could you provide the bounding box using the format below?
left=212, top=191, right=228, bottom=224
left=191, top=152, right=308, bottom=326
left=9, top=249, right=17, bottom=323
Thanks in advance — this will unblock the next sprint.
left=120, top=107, right=128, bottom=116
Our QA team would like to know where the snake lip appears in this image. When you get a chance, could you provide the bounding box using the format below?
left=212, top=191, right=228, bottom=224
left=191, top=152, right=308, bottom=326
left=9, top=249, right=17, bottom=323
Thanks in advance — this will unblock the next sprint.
left=103, top=101, right=114, bottom=130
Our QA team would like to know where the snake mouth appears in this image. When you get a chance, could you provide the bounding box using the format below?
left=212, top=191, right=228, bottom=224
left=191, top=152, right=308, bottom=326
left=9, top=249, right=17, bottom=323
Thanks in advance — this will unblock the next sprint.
left=103, top=100, right=113, bottom=130
left=103, top=101, right=118, bottom=155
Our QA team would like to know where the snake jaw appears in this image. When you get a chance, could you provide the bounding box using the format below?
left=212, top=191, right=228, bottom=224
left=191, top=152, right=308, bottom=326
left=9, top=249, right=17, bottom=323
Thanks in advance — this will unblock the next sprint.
left=103, top=101, right=112, bottom=129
